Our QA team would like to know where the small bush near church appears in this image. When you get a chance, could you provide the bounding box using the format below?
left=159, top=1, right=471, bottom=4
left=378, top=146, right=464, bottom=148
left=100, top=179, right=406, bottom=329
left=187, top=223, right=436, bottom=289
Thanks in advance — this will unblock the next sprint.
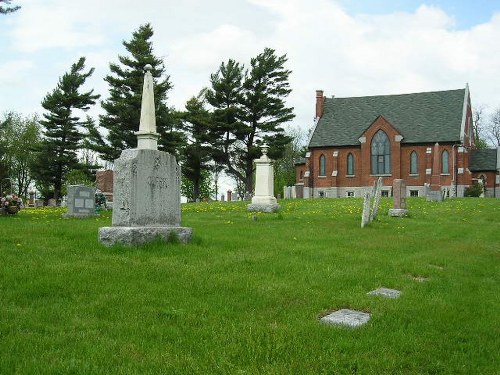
left=464, top=182, right=485, bottom=197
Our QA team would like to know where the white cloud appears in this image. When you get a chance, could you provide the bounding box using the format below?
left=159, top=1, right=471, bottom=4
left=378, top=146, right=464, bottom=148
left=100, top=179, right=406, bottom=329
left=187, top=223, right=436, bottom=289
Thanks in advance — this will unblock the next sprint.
left=2, top=0, right=500, bottom=129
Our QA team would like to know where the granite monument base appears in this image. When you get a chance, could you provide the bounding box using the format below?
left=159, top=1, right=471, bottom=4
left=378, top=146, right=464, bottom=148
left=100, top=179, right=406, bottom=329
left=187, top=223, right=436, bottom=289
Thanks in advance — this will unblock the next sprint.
left=247, top=203, right=281, bottom=213
left=99, top=226, right=192, bottom=247
left=247, top=195, right=280, bottom=213
left=388, top=208, right=408, bottom=217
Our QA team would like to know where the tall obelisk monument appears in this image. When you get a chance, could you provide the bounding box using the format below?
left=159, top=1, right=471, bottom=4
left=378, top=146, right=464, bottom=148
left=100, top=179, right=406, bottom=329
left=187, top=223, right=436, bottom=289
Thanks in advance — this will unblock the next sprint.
left=99, top=65, right=192, bottom=246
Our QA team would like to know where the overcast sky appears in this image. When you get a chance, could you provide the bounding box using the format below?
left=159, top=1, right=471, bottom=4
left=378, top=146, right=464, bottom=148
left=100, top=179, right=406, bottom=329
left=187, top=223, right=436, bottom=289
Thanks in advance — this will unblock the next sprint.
left=1, top=0, right=500, bottom=135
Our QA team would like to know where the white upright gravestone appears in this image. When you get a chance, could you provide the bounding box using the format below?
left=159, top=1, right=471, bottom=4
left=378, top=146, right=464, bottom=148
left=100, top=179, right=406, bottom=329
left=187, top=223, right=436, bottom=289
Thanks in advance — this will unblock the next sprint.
left=247, top=144, right=280, bottom=213
left=99, top=65, right=192, bottom=246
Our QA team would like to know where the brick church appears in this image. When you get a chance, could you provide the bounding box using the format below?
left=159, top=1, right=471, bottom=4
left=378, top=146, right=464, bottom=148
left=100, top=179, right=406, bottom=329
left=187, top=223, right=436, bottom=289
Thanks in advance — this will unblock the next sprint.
left=295, top=85, right=500, bottom=198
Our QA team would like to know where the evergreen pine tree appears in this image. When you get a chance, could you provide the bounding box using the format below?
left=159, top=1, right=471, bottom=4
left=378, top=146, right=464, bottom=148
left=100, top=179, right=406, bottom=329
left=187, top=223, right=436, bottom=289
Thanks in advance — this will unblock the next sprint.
left=97, top=23, right=184, bottom=161
left=180, top=92, right=213, bottom=201
left=205, top=59, right=246, bottom=184
left=206, top=48, right=295, bottom=194
left=32, top=57, right=99, bottom=200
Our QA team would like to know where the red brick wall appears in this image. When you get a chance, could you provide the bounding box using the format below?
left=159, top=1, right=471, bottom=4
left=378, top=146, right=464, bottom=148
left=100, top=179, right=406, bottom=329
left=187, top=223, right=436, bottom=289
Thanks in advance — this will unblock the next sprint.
left=295, top=164, right=306, bottom=183
left=301, top=142, right=468, bottom=189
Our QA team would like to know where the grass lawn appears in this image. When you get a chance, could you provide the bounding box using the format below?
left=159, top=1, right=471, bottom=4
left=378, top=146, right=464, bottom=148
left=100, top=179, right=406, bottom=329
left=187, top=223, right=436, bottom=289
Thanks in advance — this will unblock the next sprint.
left=0, top=197, right=499, bottom=374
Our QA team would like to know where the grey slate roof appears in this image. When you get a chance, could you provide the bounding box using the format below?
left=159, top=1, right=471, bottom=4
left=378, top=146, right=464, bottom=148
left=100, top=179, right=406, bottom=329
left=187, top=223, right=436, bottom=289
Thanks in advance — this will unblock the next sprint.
left=469, top=149, right=498, bottom=171
left=294, top=157, right=306, bottom=165
left=309, top=88, right=466, bottom=147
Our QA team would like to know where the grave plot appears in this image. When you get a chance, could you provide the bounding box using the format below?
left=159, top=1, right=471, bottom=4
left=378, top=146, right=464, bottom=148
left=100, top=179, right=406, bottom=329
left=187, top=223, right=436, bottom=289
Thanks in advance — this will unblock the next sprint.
left=320, top=309, right=371, bottom=328
left=367, top=287, right=401, bottom=299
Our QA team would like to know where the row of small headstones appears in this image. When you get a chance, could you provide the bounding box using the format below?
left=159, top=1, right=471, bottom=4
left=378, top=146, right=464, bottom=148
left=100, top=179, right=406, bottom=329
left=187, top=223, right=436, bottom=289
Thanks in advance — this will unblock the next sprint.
left=319, top=269, right=441, bottom=328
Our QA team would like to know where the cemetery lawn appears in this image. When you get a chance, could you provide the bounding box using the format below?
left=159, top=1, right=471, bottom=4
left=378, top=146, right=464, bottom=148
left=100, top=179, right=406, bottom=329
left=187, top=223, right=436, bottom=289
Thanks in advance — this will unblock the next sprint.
left=1, top=198, right=499, bottom=374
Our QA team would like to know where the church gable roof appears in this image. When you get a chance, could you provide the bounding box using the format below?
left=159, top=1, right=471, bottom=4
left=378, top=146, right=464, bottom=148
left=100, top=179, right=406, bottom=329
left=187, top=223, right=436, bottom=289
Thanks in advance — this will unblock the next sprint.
left=309, top=88, right=466, bottom=148
left=469, top=149, right=498, bottom=171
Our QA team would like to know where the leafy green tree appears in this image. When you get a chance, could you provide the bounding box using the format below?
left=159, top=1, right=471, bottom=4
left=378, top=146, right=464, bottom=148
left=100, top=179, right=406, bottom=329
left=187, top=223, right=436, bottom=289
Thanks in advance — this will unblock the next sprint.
left=93, top=23, right=184, bottom=161
left=0, top=115, right=11, bottom=185
left=0, top=112, right=41, bottom=197
left=180, top=92, right=213, bottom=201
left=181, top=170, right=214, bottom=202
left=32, top=57, right=100, bottom=200
left=0, top=0, right=20, bottom=14
left=206, top=48, right=295, bottom=194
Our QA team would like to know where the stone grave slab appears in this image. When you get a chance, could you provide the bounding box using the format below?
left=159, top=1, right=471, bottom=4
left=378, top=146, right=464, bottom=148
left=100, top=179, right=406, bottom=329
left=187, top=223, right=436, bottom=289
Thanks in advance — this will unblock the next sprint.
left=320, top=309, right=370, bottom=328
left=368, top=287, right=401, bottom=299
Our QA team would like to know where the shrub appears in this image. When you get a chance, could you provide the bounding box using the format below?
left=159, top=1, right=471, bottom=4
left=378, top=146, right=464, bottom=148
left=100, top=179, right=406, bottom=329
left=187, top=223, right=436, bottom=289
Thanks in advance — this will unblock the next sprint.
left=464, top=182, right=484, bottom=197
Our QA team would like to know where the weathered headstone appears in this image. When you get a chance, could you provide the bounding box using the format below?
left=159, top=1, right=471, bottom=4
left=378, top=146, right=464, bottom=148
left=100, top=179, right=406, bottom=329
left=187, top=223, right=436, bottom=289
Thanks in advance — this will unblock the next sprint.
left=389, top=179, right=408, bottom=217
left=63, top=185, right=96, bottom=218
left=370, top=177, right=383, bottom=221
left=361, top=191, right=372, bottom=228
left=35, top=199, right=44, bottom=208
left=47, top=198, right=57, bottom=207
left=227, top=190, right=232, bottom=202
left=28, top=191, right=35, bottom=207
left=320, top=309, right=371, bottom=328
left=99, top=65, right=192, bottom=246
left=248, top=144, right=280, bottom=213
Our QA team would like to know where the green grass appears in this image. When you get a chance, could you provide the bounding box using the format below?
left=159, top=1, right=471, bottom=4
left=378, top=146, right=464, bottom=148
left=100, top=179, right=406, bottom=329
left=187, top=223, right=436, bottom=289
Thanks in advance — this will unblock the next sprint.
left=1, top=198, right=499, bottom=374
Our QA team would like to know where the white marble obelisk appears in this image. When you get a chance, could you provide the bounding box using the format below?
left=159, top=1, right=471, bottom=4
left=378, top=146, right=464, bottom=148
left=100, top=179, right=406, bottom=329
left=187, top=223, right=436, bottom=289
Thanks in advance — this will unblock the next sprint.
left=99, top=65, right=192, bottom=246
left=247, top=144, right=280, bottom=213
left=135, top=64, right=160, bottom=150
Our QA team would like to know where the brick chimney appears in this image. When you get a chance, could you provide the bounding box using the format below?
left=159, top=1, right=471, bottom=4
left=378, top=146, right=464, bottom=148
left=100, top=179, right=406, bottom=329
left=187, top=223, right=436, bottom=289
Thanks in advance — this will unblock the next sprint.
left=315, top=90, right=324, bottom=119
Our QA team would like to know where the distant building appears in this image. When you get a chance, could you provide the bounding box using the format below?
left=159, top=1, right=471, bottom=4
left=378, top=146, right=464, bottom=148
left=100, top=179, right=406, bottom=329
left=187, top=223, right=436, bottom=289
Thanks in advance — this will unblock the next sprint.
left=296, top=86, right=500, bottom=198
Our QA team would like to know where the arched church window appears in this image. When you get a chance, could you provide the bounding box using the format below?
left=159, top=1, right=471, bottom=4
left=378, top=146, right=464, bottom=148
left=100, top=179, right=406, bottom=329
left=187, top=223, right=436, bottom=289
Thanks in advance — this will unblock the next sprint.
left=371, top=130, right=391, bottom=174
left=347, top=153, right=354, bottom=175
left=410, top=151, right=418, bottom=174
left=442, top=150, right=449, bottom=174
left=319, top=154, right=326, bottom=176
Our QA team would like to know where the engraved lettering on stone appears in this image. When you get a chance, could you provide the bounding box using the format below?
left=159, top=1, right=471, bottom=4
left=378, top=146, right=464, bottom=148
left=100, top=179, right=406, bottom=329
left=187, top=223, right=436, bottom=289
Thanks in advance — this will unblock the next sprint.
left=147, top=176, right=168, bottom=189
left=154, top=156, right=160, bottom=169
left=120, top=198, right=129, bottom=211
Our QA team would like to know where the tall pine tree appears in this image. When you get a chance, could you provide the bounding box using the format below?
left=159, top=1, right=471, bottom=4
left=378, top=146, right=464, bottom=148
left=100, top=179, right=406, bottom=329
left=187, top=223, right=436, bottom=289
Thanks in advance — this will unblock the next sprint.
left=206, top=59, right=246, bottom=186
left=206, top=48, right=295, bottom=194
left=180, top=91, right=213, bottom=201
left=32, top=57, right=99, bottom=200
left=94, top=23, right=184, bottom=161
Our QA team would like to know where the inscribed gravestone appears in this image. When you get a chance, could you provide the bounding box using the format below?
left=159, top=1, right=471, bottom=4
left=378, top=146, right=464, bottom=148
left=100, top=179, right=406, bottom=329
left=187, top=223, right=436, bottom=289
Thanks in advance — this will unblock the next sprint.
left=370, top=177, right=383, bottom=221
left=64, top=185, right=96, bottom=218
left=389, top=179, right=408, bottom=217
left=361, top=191, right=372, bottom=228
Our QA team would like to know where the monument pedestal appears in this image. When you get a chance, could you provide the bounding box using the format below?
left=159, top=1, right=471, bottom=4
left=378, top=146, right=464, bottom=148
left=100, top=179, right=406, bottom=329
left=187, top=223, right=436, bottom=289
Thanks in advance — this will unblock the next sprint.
left=99, top=226, right=192, bottom=246
left=248, top=196, right=280, bottom=213
left=98, top=148, right=192, bottom=247
left=247, top=144, right=280, bottom=213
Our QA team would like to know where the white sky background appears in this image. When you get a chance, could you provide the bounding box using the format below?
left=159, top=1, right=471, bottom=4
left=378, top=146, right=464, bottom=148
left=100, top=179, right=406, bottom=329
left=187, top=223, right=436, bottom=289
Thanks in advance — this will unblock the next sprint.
left=1, top=1, right=500, bottom=147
